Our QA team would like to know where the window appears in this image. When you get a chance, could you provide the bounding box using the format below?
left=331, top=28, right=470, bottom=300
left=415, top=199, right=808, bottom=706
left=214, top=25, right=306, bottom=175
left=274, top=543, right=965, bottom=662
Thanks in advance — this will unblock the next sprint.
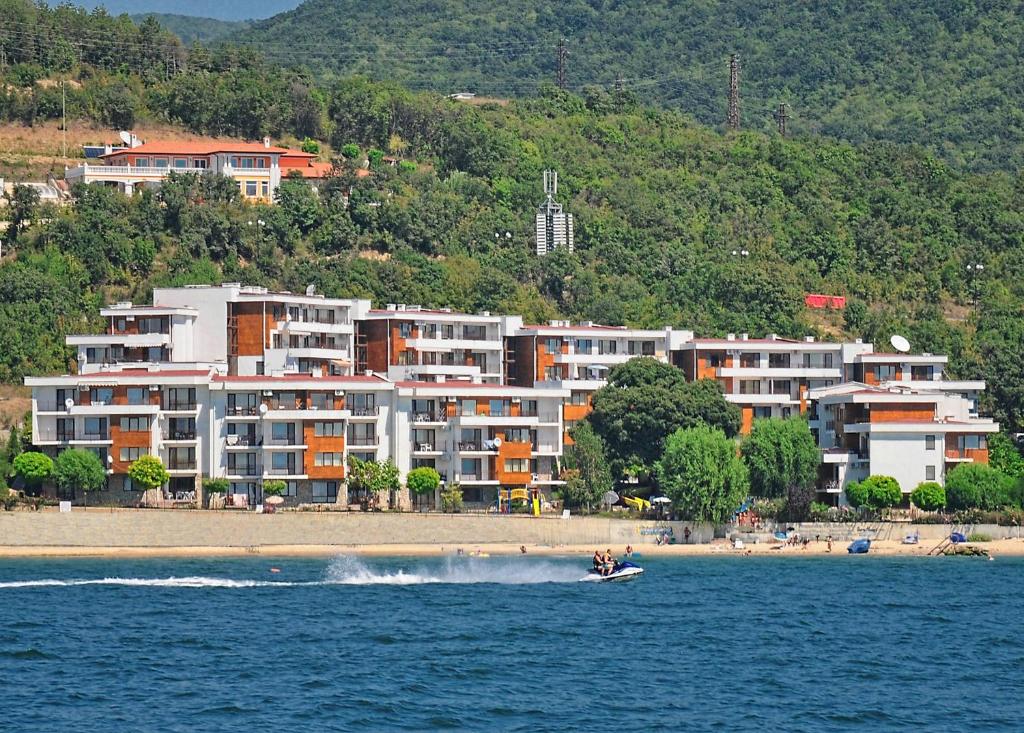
left=309, top=392, right=332, bottom=410
left=768, top=353, right=791, bottom=369
left=56, top=418, right=74, bottom=442
left=347, top=423, right=376, bottom=446
left=565, top=419, right=579, bottom=433
left=461, top=399, right=477, bottom=416
left=399, top=322, right=413, bottom=338
left=228, top=453, right=257, bottom=475
left=739, top=380, right=761, bottom=395
left=245, top=181, right=257, bottom=197
left=503, top=428, right=531, bottom=443
left=489, top=399, right=505, bottom=416
left=119, top=416, right=149, bottom=432
left=137, top=317, right=164, bottom=334
left=165, top=387, right=196, bottom=410
left=739, top=353, right=759, bottom=368
left=420, top=324, right=437, bottom=339
left=119, top=447, right=146, bottom=462
left=412, top=458, right=436, bottom=470
left=194, top=159, right=207, bottom=169
left=460, top=458, right=481, bottom=478
left=135, top=157, right=149, bottom=167
left=167, top=417, right=195, bottom=440
left=271, top=423, right=295, bottom=443
left=570, top=391, right=588, bottom=406
left=441, top=324, right=454, bottom=339
left=122, top=476, right=137, bottom=492
left=598, top=340, right=617, bottom=355
left=925, top=435, right=936, bottom=451
left=464, top=325, right=487, bottom=341
left=543, top=337, right=562, bottom=353
left=154, top=158, right=168, bottom=168
left=312, top=481, right=338, bottom=503
left=261, top=181, right=269, bottom=197
left=574, top=339, right=593, bottom=353
left=174, top=158, right=188, bottom=168
left=770, top=380, right=791, bottom=395
left=926, top=466, right=936, bottom=481
left=271, top=452, right=295, bottom=473
left=90, top=387, right=113, bottom=405
left=282, top=481, right=298, bottom=497
left=314, top=421, right=344, bottom=437
left=543, top=366, right=562, bottom=381
left=315, top=452, right=344, bottom=467
left=504, top=458, right=529, bottom=473
left=872, top=365, right=898, bottom=381
left=706, top=353, right=722, bottom=368
left=83, top=417, right=107, bottom=438
left=397, top=349, right=415, bottom=365
left=228, top=392, right=257, bottom=415
left=753, top=407, right=772, bottom=419
left=912, top=365, right=935, bottom=381
left=641, top=341, right=656, bottom=356
left=126, top=387, right=146, bottom=405
left=168, top=447, right=195, bottom=470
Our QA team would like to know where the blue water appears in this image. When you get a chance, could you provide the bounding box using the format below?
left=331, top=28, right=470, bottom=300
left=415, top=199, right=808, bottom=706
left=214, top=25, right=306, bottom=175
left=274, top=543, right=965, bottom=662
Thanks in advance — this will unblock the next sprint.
left=2, top=554, right=1022, bottom=732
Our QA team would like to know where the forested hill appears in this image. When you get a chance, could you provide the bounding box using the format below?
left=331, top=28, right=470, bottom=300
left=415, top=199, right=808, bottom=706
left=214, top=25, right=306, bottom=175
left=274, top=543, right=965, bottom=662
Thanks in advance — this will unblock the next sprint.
left=229, top=0, right=1024, bottom=172
left=129, top=14, right=248, bottom=46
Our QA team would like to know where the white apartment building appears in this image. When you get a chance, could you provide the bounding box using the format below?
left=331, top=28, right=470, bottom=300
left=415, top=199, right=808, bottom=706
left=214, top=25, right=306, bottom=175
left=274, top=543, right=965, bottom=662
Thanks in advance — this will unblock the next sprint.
left=812, top=382, right=999, bottom=500
left=359, top=304, right=522, bottom=384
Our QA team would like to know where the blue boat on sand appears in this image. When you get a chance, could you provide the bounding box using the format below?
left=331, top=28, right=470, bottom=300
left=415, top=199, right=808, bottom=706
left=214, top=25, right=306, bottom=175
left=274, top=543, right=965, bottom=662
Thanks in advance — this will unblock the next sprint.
left=847, top=538, right=871, bottom=554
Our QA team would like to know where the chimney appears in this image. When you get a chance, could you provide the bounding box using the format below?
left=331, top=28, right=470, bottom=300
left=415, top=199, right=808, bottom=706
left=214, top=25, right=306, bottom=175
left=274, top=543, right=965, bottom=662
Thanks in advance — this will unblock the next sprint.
left=263, top=137, right=271, bottom=148
left=804, top=336, right=815, bottom=342
left=740, top=333, right=748, bottom=341
left=726, top=333, right=736, bottom=341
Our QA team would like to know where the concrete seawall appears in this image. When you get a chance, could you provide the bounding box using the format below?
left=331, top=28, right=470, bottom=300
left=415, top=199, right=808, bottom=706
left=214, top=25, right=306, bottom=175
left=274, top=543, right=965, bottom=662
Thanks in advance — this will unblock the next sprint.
left=0, top=510, right=689, bottom=549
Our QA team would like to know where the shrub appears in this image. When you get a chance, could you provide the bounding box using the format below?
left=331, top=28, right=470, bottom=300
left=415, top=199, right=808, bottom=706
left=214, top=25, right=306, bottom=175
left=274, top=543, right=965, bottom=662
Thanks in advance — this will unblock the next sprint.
left=340, top=143, right=360, bottom=159
left=300, top=137, right=320, bottom=154
left=367, top=148, right=385, bottom=167
left=203, top=478, right=229, bottom=494
left=128, top=456, right=170, bottom=493
left=911, top=481, right=946, bottom=511
left=398, top=160, right=417, bottom=172
left=862, top=475, right=902, bottom=509
left=845, top=480, right=869, bottom=508
left=440, top=484, right=463, bottom=513
left=12, top=451, right=54, bottom=488
left=946, top=464, right=1015, bottom=510
left=263, top=480, right=287, bottom=496
left=406, top=466, right=441, bottom=495
left=966, top=532, right=992, bottom=542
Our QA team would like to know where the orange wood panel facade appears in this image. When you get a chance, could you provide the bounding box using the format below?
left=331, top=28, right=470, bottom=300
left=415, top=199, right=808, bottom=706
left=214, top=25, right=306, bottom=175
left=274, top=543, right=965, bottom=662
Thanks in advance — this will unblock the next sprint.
left=864, top=366, right=903, bottom=386
left=302, top=421, right=346, bottom=479
left=740, top=406, right=754, bottom=435
left=110, top=419, right=152, bottom=473
left=869, top=403, right=935, bottom=423
left=535, top=338, right=568, bottom=381
left=232, top=302, right=272, bottom=357
left=494, top=436, right=532, bottom=485
left=362, top=320, right=390, bottom=372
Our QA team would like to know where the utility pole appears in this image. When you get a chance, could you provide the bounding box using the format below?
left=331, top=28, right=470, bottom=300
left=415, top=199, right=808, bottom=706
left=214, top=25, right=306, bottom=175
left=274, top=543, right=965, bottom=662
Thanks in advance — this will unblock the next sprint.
left=556, top=37, right=568, bottom=90
left=727, top=53, right=740, bottom=130
left=775, top=102, right=788, bottom=137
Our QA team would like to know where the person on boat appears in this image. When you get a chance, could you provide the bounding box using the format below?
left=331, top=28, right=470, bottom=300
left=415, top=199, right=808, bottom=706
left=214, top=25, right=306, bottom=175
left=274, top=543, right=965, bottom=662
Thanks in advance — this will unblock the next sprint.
left=593, top=550, right=603, bottom=572
left=602, top=549, right=615, bottom=576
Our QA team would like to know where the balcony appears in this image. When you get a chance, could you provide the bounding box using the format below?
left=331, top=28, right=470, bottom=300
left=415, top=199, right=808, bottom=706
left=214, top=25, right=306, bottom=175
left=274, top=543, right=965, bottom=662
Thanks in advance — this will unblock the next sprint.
left=413, top=442, right=442, bottom=455
left=945, top=448, right=988, bottom=463
left=226, top=406, right=260, bottom=417
left=70, top=432, right=110, bottom=444
left=166, top=460, right=197, bottom=472
left=163, top=401, right=198, bottom=413
left=412, top=411, right=447, bottom=424
left=349, top=406, right=379, bottom=418
left=163, top=430, right=197, bottom=442
left=347, top=436, right=378, bottom=447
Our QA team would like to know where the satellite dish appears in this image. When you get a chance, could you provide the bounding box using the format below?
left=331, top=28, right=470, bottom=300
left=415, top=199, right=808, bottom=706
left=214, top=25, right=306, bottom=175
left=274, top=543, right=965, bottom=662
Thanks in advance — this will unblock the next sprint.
left=602, top=490, right=619, bottom=507
left=118, top=130, right=132, bottom=146
left=259, top=403, right=268, bottom=415
left=492, top=437, right=502, bottom=447
left=64, top=398, right=75, bottom=410
left=890, top=334, right=911, bottom=353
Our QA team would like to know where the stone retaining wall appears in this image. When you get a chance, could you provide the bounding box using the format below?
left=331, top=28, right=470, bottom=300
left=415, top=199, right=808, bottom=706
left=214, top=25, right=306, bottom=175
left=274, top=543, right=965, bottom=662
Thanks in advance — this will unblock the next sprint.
left=0, top=509, right=688, bottom=549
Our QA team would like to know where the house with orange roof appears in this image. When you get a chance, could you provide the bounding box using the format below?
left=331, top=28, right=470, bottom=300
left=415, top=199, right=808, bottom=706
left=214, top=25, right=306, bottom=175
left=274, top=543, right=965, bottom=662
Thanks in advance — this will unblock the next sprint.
left=63, top=137, right=330, bottom=202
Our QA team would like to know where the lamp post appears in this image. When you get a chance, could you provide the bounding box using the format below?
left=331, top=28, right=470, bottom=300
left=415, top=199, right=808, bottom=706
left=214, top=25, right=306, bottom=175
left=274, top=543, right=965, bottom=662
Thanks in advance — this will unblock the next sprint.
left=247, top=218, right=267, bottom=248
left=731, top=249, right=750, bottom=258
left=966, top=263, right=984, bottom=306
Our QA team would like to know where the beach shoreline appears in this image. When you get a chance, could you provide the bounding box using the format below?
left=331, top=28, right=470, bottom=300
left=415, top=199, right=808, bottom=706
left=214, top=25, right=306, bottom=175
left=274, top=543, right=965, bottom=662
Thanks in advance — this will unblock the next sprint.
left=2, top=538, right=1022, bottom=559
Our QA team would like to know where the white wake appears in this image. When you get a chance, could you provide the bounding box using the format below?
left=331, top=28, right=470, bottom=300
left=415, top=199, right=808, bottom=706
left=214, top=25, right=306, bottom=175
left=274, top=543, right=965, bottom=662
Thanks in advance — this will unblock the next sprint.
left=324, top=555, right=582, bottom=585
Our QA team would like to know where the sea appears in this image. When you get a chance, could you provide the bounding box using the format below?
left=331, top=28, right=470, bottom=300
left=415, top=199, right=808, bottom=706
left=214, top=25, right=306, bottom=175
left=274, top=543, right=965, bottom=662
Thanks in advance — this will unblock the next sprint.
left=1, top=554, right=1021, bottom=732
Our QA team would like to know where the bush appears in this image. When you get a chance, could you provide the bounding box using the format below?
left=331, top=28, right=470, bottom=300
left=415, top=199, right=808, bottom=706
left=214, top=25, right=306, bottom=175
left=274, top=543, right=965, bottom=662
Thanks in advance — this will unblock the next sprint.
left=861, top=475, right=903, bottom=509
left=128, top=456, right=170, bottom=492
left=340, top=143, right=360, bottom=159
left=911, top=481, right=946, bottom=511
left=966, top=532, right=992, bottom=542
left=406, top=466, right=441, bottom=495
left=263, top=480, right=287, bottom=496
left=203, top=478, right=229, bottom=494
left=845, top=480, right=869, bottom=508
left=367, top=148, right=385, bottom=167
left=300, top=137, right=320, bottom=154
left=946, top=464, right=1015, bottom=510
left=398, top=160, right=417, bottom=172
left=440, top=484, right=462, bottom=513
left=12, top=451, right=54, bottom=488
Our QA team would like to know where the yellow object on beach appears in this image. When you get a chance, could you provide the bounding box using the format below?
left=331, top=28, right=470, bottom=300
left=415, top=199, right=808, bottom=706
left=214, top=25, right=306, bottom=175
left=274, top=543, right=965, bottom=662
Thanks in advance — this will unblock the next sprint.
left=623, top=496, right=651, bottom=512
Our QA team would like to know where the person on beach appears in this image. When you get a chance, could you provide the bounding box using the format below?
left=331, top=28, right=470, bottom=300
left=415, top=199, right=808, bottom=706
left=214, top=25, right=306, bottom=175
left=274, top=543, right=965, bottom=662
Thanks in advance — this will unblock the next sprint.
left=520, top=545, right=527, bottom=554
left=684, top=526, right=692, bottom=544
left=625, top=545, right=633, bottom=557
left=827, top=535, right=833, bottom=553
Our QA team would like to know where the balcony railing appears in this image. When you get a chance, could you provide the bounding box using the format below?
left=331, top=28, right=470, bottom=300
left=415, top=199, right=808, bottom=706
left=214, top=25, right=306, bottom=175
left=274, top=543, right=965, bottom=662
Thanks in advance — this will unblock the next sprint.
left=227, top=406, right=259, bottom=416
left=164, top=431, right=197, bottom=441
left=414, top=442, right=436, bottom=452
left=78, top=432, right=109, bottom=441
left=226, top=434, right=258, bottom=447
left=164, top=401, right=197, bottom=411
left=412, top=411, right=446, bottom=423
left=265, top=467, right=299, bottom=476
left=227, top=464, right=259, bottom=476
left=167, top=460, right=197, bottom=471
left=350, top=406, right=379, bottom=417
left=347, top=436, right=378, bottom=446
left=457, top=441, right=490, bottom=451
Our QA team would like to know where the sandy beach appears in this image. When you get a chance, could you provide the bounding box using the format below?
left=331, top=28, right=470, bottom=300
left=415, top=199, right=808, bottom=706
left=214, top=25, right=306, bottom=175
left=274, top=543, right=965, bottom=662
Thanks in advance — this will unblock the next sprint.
left=2, top=538, right=1021, bottom=558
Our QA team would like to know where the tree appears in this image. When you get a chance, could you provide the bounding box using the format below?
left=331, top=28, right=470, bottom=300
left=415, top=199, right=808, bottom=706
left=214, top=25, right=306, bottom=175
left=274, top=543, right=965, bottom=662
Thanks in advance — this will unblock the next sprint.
left=945, top=463, right=1015, bottom=510
left=347, top=456, right=400, bottom=505
left=845, top=476, right=902, bottom=509
left=203, top=478, right=229, bottom=494
left=128, top=455, right=170, bottom=495
left=301, top=137, right=320, bottom=154
left=589, top=359, right=740, bottom=475
left=988, top=433, right=1024, bottom=481
left=263, top=479, right=287, bottom=496
left=654, top=425, right=748, bottom=523
left=13, top=451, right=53, bottom=489
left=911, top=481, right=946, bottom=511
left=340, top=143, right=360, bottom=159
left=6, top=423, right=22, bottom=461
left=406, top=466, right=440, bottom=496
left=741, top=417, right=820, bottom=498
left=3, top=184, right=41, bottom=246
left=54, top=449, right=106, bottom=500
left=562, top=421, right=613, bottom=510
left=440, top=483, right=463, bottom=513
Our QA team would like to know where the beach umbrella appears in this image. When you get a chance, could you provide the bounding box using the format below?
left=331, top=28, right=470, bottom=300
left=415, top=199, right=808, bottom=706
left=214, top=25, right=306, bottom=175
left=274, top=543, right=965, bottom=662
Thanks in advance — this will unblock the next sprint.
left=264, top=495, right=285, bottom=506
left=651, top=497, right=671, bottom=504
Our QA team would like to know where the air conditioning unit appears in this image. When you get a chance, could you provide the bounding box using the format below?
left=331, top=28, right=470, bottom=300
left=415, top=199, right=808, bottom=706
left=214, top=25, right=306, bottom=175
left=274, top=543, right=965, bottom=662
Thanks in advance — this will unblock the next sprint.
left=149, top=385, right=160, bottom=391
left=263, top=390, right=274, bottom=396
left=226, top=435, right=239, bottom=446
left=334, top=390, right=345, bottom=397
left=511, top=397, right=521, bottom=403
left=126, top=315, right=135, bottom=322
left=78, top=385, right=89, bottom=391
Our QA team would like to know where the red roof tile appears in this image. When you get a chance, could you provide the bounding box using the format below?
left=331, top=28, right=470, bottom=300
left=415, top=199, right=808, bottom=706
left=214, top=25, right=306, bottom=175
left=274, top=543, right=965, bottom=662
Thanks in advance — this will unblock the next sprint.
left=101, top=141, right=306, bottom=157
left=213, top=374, right=387, bottom=384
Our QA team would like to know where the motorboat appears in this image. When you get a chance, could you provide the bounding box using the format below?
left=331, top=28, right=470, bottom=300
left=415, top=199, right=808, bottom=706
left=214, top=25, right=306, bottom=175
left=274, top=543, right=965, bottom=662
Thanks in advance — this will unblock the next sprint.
left=580, top=561, right=644, bottom=583
left=847, top=538, right=871, bottom=554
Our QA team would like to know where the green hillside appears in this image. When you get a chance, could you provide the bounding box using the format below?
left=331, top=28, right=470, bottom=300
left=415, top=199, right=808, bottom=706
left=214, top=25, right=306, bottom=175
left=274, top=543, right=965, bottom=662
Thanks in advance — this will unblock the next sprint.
left=230, top=0, right=1024, bottom=172
left=130, top=14, right=248, bottom=45
left=4, top=79, right=1024, bottom=431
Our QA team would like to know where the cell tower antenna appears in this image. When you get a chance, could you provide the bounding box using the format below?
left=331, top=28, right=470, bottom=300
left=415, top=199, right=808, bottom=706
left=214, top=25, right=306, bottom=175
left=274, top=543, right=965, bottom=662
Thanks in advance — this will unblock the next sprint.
left=727, top=53, right=740, bottom=130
